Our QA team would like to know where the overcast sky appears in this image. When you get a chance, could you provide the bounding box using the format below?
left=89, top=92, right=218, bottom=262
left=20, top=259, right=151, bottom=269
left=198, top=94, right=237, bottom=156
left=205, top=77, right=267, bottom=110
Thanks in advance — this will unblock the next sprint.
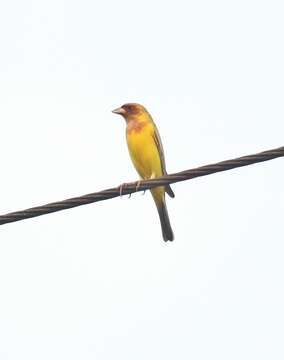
left=0, top=1, right=284, bottom=359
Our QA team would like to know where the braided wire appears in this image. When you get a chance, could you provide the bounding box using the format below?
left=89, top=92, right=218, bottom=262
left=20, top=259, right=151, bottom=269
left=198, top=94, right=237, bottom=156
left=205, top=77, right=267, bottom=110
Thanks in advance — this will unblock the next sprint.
left=0, top=146, right=283, bottom=226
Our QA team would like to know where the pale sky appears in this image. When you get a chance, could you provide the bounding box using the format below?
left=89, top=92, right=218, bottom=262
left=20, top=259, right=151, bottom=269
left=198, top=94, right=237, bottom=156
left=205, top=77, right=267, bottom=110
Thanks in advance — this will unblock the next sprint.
left=0, top=1, right=284, bottom=359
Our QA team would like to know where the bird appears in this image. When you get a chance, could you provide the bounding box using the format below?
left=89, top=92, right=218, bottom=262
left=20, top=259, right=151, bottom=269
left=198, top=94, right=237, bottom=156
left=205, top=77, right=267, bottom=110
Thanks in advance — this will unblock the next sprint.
left=112, top=103, right=174, bottom=241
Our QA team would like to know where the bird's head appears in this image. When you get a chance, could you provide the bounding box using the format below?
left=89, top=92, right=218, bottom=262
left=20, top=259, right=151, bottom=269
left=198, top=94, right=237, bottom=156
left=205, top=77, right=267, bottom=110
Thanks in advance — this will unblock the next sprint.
left=112, top=103, right=148, bottom=121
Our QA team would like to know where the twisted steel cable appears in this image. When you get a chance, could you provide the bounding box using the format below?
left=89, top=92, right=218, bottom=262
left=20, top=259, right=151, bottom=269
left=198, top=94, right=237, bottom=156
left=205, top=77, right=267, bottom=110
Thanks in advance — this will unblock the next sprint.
left=0, top=146, right=283, bottom=226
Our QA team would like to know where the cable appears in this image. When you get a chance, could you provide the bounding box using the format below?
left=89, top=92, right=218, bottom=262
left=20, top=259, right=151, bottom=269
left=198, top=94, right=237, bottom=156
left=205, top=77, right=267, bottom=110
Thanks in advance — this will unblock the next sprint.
left=0, top=146, right=283, bottom=226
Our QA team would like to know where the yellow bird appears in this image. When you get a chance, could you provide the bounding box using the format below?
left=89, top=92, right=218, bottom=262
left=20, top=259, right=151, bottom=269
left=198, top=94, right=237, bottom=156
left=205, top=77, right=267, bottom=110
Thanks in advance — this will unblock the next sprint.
left=112, top=103, right=174, bottom=242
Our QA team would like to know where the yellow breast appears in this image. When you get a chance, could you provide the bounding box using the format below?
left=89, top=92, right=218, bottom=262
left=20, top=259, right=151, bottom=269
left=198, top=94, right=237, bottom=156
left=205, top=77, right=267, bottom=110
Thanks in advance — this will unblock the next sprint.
left=126, top=122, right=163, bottom=180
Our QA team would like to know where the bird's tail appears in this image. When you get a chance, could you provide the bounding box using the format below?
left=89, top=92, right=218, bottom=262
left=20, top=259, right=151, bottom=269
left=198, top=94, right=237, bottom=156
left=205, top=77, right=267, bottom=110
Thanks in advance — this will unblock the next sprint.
left=152, top=188, right=174, bottom=242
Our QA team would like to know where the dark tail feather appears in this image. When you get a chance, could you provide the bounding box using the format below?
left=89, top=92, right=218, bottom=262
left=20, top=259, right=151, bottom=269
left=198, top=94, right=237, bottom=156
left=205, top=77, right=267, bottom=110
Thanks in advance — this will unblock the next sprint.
left=157, top=200, right=174, bottom=242
left=166, top=185, right=175, bottom=198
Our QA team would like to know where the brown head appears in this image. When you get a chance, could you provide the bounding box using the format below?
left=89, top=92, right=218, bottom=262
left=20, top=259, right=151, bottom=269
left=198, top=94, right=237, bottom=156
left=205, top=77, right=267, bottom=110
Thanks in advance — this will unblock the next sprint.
left=112, top=103, right=150, bottom=122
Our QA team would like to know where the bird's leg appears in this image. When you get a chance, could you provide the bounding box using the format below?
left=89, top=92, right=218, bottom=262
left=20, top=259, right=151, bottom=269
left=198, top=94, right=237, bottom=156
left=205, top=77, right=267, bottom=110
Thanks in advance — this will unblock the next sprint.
left=118, top=182, right=135, bottom=198
left=135, top=179, right=148, bottom=194
left=135, top=180, right=141, bottom=193
left=141, top=173, right=155, bottom=195
left=118, top=183, right=127, bottom=198
left=118, top=179, right=146, bottom=198
left=118, top=183, right=123, bottom=197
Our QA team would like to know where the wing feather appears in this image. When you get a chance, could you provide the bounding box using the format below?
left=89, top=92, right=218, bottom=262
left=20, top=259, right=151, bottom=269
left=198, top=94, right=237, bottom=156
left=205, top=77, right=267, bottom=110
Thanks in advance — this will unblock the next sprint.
left=152, top=125, right=175, bottom=198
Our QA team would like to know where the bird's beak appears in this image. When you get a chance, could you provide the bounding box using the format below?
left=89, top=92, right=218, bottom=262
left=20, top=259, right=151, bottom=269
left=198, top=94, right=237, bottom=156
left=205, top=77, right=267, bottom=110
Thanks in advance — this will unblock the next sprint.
left=112, top=107, right=126, bottom=115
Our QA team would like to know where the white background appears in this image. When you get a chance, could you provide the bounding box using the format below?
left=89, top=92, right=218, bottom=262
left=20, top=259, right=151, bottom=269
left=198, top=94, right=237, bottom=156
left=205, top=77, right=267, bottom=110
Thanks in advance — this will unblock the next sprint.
left=0, top=1, right=283, bottom=359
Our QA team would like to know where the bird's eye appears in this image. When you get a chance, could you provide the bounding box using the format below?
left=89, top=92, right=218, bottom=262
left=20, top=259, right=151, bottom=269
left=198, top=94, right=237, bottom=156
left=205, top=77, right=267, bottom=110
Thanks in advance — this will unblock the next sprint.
left=123, top=105, right=133, bottom=112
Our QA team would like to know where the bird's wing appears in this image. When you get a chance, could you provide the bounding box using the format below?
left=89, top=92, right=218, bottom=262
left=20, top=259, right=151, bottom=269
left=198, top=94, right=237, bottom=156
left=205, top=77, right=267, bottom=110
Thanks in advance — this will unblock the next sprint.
left=152, top=125, right=167, bottom=175
left=152, top=125, right=175, bottom=198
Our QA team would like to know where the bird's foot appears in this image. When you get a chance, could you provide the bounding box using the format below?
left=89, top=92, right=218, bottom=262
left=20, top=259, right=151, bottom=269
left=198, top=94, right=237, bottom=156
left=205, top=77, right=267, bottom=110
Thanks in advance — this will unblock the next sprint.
left=135, top=180, right=141, bottom=192
left=118, top=183, right=130, bottom=198
left=118, top=180, right=144, bottom=198
left=118, top=182, right=136, bottom=198
left=135, top=180, right=147, bottom=194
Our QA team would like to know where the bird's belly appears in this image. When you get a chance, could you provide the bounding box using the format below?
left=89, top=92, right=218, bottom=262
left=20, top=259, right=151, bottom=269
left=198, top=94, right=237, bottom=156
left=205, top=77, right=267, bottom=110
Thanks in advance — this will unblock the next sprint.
left=127, top=131, right=162, bottom=179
